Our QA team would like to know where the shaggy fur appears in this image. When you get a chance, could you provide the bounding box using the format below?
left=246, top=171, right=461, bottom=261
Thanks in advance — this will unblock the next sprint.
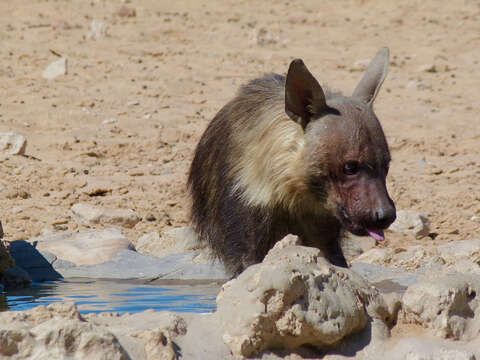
left=188, top=49, right=395, bottom=276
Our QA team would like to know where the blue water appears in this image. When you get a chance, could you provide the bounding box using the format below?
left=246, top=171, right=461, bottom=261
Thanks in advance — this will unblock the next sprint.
left=0, top=279, right=220, bottom=314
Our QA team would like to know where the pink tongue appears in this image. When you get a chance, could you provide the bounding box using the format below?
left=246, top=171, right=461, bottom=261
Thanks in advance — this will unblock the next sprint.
left=367, top=229, right=385, bottom=242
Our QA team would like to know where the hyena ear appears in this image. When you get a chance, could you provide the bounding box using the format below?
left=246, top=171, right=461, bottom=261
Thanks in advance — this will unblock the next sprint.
left=352, top=47, right=390, bottom=104
left=285, top=59, right=330, bottom=129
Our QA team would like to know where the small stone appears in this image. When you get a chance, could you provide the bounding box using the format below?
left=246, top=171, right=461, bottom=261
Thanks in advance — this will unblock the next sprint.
left=127, top=100, right=139, bottom=106
left=31, top=228, right=132, bottom=266
left=0, top=132, right=27, bottom=155
left=471, top=216, right=480, bottom=222
left=72, top=203, right=141, bottom=228
left=42, top=57, right=67, bottom=79
left=116, top=6, right=136, bottom=17
left=419, top=64, right=437, bottom=73
left=389, top=210, right=430, bottom=239
left=102, top=118, right=118, bottom=125
left=351, top=59, right=371, bottom=71
left=145, top=214, right=156, bottom=222
left=83, top=177, right=113, bottom=196
left=88, top=19, right=108, bottom=40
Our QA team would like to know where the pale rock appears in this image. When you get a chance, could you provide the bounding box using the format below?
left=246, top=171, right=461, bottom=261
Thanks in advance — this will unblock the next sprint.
left=30, top=319, right=129, bottom=360
left=386, top=338, right=477, bottom=360
left=216, top=243, right=388, bottom=357
left=471, top=215, right=480, bottom=222
left=419, top=64, right=437, bottom=73
left=131, top=329, right=177, bottom=360
left=0, top=132, right=27, bottom=155
left=389, top=210, right=430, bottom=238
left=352, top=59, right=371, bottom=71
left=342, top=233, right=377, bottom=260
left=400, top=273, right=480, bottom=340
left=72, top=202, right=141, bottom=228
left=88, top=19, right=108, bottom=39
left=135, top=227, right=206, bottom=259
left=31, top=228, right=132, bottom=266
left=42, top=57, right=67, bottom=79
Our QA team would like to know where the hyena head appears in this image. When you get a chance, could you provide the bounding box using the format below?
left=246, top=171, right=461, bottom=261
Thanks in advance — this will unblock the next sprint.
left=285, top=48, right=396, bottom=241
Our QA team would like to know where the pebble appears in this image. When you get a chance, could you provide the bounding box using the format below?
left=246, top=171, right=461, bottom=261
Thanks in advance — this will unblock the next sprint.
left=0, top=132, right=27, bottom=155
left=127, top=100, right=139, bottom=106
left=389, top=210, right=430, bottom=239
left=351, top=59, right=370, bottom=71
left=116, top=6, right=136, bottom=17
left=88, top=20, right=108, bottom=40
left=71, top=203, right=141, bottom=228
left=42, top=57, right=68, bottom=79
left=419, top=64, right=437, bottom=73
left=102, top=118, right=118, bottom=125
left=471, top=216, right=480, bottom=222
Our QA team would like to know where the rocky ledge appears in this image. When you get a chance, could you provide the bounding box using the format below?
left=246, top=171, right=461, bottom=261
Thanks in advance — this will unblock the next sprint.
left=1, top=234, right=480, bottom=360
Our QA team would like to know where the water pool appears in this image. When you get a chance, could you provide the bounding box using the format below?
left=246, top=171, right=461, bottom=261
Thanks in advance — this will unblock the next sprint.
left=0, top=279, right=221, bottom=314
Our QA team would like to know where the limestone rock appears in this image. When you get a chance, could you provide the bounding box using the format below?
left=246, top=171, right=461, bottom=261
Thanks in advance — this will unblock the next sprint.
left=135, top=227, right=206, bottom=259
left=400, top=273, right=480, bottom=340
left=72, top=202, right=141, bottom=228
left=216, top=243, right=387, bottom=357
left=355, top=239, right=480, bottom=274
left=131, top=329, right=177, bottom=360
left=0, top=132, right=27, bottom=155
left=42, top=57, right=67, bottom=79
left=342, top=233, right=377, bottom=260
left=389, top=210, right=430, bottom=238
left=386, top=338, right=477, bottom=360
left=30, top=228, right=132, bottom=266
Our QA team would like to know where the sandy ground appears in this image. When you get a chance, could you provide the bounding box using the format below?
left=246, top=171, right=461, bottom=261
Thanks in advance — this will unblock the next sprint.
left=0, top=0, right=478, bottom=250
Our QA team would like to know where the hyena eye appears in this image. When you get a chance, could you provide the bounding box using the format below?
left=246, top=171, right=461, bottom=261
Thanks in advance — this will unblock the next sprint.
left=343, top=161, right=359, bottom=175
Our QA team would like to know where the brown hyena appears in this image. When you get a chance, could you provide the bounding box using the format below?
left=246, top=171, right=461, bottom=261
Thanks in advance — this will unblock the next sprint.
left=188, top=48, right=396, bottom=276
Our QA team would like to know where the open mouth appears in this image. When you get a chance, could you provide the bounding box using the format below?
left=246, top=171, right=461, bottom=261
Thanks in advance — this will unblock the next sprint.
left=339, top=206, right=386, bottom=242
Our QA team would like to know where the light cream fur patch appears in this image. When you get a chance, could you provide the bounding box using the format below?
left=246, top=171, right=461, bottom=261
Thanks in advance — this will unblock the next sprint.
left=230, top=100, right=312, bottom=211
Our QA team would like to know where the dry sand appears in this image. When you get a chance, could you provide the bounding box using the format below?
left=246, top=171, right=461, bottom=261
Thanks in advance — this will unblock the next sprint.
left=0, top=0, right=478, bottom=250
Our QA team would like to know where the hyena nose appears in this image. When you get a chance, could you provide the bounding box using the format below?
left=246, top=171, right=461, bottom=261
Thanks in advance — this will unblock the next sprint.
left=373, top=206, right=396, bottom=229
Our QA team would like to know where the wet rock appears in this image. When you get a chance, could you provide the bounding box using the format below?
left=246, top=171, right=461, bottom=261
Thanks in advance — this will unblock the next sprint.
left=42, top=57, right=67, bottom=79
left=72, top=203, right=141, bottom=228
left=0, top=132, right=27, bottom=155
left=216, top=241, right=388, bottom=357
left=355, top=239, right=480, bottom=274
left=88, top=19, right=108, bottom=39
left=2, top=266, right=32, bottom=290
left=389, top=210, right=430, bottom=238
left=30, top=228, right=132, bottom=266
left=400, top=273, right=480, bottom=340
left=54, top=249, right=228, bottom=280
left=135, top=227, right=206, bottom=258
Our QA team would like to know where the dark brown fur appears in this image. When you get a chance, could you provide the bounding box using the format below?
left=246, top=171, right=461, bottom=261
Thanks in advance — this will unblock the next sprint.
left=188, top=48, right=396, bottom=276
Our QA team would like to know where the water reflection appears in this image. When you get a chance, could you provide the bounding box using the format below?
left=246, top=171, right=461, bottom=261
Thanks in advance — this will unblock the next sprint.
left=1, top=279, right=220, bottom=314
